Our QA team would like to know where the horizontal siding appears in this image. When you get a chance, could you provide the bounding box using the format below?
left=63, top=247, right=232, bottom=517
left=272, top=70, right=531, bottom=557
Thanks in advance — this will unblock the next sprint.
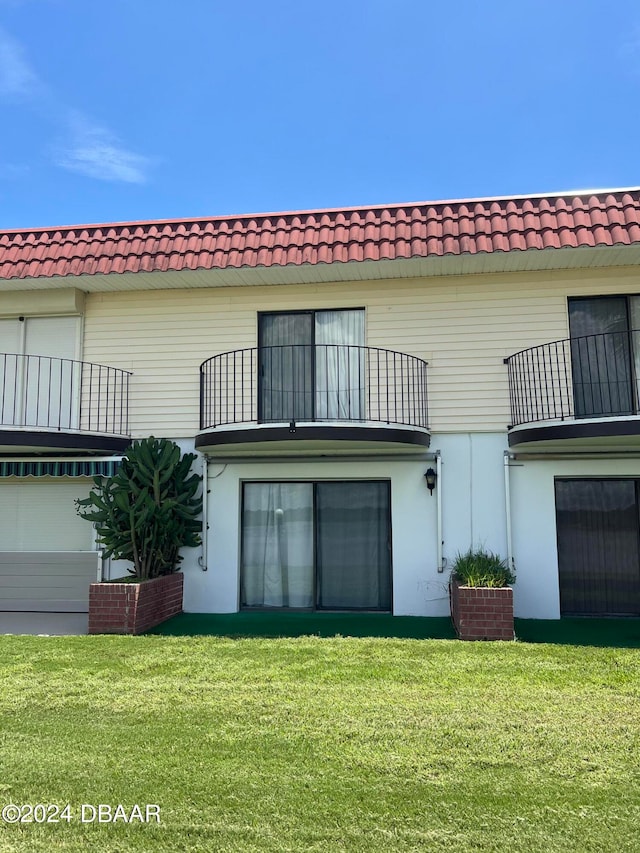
left=82, top=265, right=640, bottom=435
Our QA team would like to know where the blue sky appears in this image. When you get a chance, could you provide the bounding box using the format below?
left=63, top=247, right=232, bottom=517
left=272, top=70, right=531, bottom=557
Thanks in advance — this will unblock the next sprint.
left=0, top=0, right=639, bottom=229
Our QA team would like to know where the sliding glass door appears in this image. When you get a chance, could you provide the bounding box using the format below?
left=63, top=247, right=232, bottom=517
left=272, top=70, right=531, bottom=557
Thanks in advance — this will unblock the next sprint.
left=258, top=309, right=365, bottom=422
left=241, top=480, right=391, bottom=610
left=569, top=297, right=640, bottom=417
left=555, top=478, right=640, bottom=615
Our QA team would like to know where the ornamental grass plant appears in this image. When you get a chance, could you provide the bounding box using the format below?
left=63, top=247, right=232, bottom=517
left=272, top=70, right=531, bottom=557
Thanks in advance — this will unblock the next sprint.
left=451, top=547, right=515, bottom=588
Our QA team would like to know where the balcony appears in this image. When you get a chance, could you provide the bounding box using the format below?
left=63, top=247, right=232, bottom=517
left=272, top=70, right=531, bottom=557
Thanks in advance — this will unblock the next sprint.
left=0, top=353, right=132, bottom=453
left=196, top=344, right=430, bottom=456
left=505, top=330, right=640, bottom=451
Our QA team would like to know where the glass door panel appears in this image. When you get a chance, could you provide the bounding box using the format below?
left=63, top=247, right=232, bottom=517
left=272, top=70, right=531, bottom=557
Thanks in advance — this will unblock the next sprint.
left=259, top=314, right=313, bottom=422
left=315, top=310, right=365, bottom=419
left=629, top=296, right=640, bottom=411
left=315, top=481, right=391, bottom=610
left=241, top=483, right=314, bottom=608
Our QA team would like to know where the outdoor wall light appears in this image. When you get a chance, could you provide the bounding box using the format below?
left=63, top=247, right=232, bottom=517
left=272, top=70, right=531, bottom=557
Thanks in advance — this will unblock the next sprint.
left=289, top=420, right=297, bottom=433
left=424, top=467, right=437, bottom=495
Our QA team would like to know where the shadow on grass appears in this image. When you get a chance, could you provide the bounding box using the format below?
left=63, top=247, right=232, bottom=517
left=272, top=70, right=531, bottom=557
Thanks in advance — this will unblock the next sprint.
left=145, top=612, right=640, bottom=647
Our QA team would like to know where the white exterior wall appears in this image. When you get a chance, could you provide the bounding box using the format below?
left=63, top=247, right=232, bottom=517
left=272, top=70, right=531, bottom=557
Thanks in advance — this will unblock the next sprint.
left=6, top=434, right=634, bottom=621
left=434, top=433, right=509, bottom=566
left=173, top=433, right=640, bottom=621
left=177, top=433, right=516, bottom=617
left=183, top=456, right=442, bottom=616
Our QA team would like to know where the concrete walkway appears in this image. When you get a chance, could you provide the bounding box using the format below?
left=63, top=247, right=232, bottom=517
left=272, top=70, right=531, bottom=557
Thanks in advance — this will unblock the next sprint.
left=0, top=612, right=88, bottom=636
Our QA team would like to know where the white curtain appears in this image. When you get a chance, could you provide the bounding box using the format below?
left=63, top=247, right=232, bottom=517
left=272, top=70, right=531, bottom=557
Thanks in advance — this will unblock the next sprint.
left=241, top=483, right=314, bottom=607
left=315, top=310, right=365, bottom=419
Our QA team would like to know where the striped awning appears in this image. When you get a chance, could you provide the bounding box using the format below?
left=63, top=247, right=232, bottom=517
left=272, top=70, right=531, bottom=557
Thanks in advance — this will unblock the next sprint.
left=0, top=460, right=120, bottom=478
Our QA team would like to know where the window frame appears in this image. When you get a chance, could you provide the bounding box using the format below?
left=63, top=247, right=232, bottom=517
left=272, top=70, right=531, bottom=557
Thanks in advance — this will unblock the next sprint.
left=256, top=307, right=366, bottom=424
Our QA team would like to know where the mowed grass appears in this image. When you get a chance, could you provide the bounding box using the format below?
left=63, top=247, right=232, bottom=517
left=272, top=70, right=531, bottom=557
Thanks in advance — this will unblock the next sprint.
left=0, top=636, right=639, bottom=852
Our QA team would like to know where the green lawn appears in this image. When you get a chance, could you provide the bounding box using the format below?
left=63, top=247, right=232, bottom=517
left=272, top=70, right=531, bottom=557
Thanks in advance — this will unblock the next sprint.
left=0, top=636, right=639, bottom=852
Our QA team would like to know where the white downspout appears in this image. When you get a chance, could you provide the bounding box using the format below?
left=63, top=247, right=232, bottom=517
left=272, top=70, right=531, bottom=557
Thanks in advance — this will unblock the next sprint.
left=199, top=456, right=208, bottom=572
left=504, top=451, right=515, bottom=573
left=198, top=459, right=228, bottom=573
left=436, top=450, right=444, bottom=573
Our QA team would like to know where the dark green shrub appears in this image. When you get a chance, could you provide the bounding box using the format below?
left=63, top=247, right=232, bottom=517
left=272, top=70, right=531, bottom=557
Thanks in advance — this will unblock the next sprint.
left=451, top=548, right=515, bottom=588
left=76, top=437, right=202, bottom=580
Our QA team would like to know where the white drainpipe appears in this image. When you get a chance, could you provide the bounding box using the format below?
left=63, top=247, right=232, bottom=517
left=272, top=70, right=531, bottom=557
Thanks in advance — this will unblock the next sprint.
left=504, top=451, right=515, bottom=573
left=436, top=450, right=444, bottom=573
left=199, top=457, right=209, bottom=572
left=197, top=460, right=227, bottom=573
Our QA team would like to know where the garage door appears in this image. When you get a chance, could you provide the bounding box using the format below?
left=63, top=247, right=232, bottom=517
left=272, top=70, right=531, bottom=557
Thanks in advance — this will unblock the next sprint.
left=0, top=478, right=100, bottom=612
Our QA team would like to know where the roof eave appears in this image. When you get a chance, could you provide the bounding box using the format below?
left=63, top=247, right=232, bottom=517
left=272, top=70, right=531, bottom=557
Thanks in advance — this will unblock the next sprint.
left=2, top=243, right=639, bottom=293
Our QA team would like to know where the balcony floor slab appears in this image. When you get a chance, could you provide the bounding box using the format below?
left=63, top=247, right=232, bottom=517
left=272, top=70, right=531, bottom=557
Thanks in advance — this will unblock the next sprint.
left=0, top=428, right=131, bottom=454
left=508, top=415, right=640, bottom=453
left=195, top=422, right=430, bottom=457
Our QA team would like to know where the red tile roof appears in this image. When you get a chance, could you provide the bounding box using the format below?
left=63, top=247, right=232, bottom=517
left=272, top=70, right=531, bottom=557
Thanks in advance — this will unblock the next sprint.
left=1, top=189, right=640, bottom=280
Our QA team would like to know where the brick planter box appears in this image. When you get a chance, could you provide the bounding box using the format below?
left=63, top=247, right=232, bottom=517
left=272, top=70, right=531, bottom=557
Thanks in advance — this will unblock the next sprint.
left=88, top=573, right=183, bottom=635
left=450, top=578, right=514, bottom=641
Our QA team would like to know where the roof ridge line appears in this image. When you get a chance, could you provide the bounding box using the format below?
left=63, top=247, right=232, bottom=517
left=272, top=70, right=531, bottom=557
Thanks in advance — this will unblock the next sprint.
left=2, top=186, right=640, bottom=236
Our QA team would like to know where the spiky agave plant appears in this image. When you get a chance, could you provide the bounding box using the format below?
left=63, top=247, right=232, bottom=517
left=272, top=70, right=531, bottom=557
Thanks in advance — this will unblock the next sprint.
left=76, top=437, right=202, bottom=580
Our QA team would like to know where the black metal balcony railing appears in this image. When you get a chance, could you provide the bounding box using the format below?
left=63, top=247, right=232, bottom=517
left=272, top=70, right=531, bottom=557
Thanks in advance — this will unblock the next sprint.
left=200, top=344, right=429, bottom=431
left=505, top=330, right=640, bottom=427
left=0, top=353, right=132, bottom=435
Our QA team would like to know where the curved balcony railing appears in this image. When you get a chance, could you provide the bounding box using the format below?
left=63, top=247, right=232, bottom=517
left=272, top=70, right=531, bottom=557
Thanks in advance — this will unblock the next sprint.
left=0, top=353, right=132, bottom=435
left=505, top=330, right=640, bottom=427
left=200, top=344, right=429, bottom=431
